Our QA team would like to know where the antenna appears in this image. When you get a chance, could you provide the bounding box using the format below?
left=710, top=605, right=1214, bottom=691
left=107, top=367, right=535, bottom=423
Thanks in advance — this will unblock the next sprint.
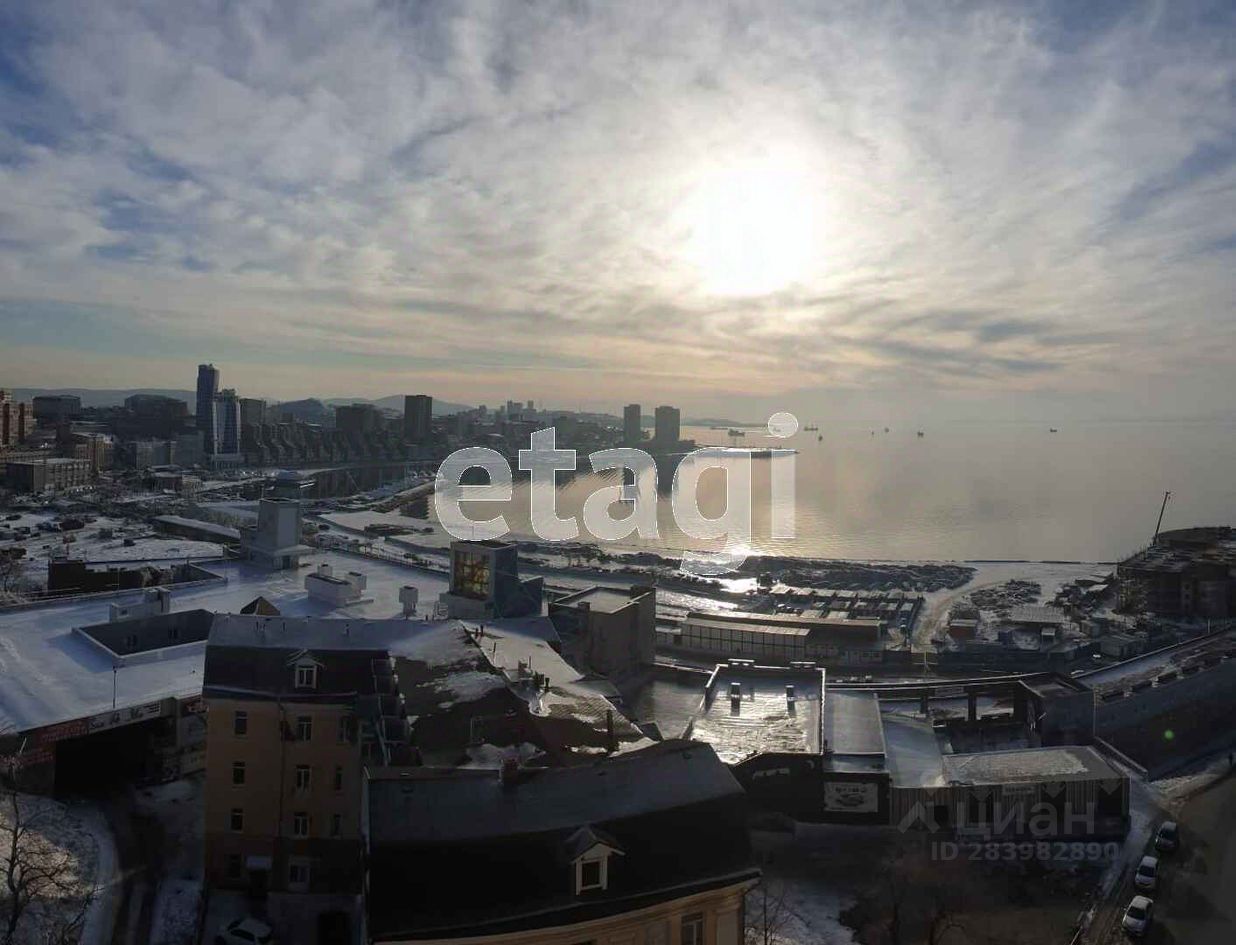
left=1153, top=490, right=1172, bottom=542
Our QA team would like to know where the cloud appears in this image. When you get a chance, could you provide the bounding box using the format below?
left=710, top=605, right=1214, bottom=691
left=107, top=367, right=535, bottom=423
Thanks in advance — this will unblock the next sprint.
left=0, top=0, right=1234, bottom=411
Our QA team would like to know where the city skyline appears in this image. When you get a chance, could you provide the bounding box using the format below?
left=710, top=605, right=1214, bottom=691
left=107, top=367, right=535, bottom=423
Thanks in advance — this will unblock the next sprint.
left=2, top=1, right=1235, bottom=423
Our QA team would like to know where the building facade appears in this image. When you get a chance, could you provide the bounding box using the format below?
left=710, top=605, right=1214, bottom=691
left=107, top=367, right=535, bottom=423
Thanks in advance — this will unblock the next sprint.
left=0, top=390, right=32, bottom=447
left=437, top=540, right=543, bottom=619
left=549, top=585, right=657, bottom=676
left=402, top=395, right=432, bottom=444
left=196, top=364, right=220, bottom=451
left=4, top=457, right=92, bottom=493
left=653, top=405, right=680, bottom=446
left=623, top=403, right=642, bottom=447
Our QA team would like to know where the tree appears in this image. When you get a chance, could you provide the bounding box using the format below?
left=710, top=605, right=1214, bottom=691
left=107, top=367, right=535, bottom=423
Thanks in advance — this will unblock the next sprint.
left=0, top=747, right=97, bottom=945
left=745, top=879, right=793, bottom=945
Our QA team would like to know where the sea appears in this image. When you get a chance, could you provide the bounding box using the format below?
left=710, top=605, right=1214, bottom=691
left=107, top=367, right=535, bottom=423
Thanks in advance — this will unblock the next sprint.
left=435, top=421, right=1236, bottom=563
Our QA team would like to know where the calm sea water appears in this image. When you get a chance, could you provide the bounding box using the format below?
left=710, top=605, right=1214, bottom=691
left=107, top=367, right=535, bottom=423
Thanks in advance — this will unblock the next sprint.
left=438, top=421, right=1236, bottom=562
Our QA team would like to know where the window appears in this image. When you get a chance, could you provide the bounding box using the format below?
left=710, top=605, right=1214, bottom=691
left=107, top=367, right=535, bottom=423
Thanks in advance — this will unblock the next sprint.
left=226, top=854, right=242, bottom=879
left=296, top=716, right=312, bottom=741
left=295, top=765, right=311, bottom=792
left=333, top=765, right=344, bottom=792
left=230, top=808, right=244, bottom=831
left=233, top=710, right=248, bottom=736
left=295, top=663, right=317, bottom=689
left=288, top=859, right=311, bottom=889
left=579, top=858, right=603, bottom=890
left=681, top=913, right=705, bottom=945
left=330, top=813, right=342, bottom=837
left=292, top=812, right=309, bottom=838
left=232, top=761, right=246, bottom=785
left=337, top=715, right=353, bottom=744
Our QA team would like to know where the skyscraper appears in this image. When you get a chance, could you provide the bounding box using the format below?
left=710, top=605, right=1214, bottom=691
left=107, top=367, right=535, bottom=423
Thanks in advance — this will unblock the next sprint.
left=196, top=364, right=220, bottom=453
left=623, top=404, right=642, bottom=447
left=239, top=397, right=266, bottom=431
left=214, top=389, right=241, bottom=455
left=403, top=394, right=433, bottom=443
left=653, top=405, right=680, bottom=445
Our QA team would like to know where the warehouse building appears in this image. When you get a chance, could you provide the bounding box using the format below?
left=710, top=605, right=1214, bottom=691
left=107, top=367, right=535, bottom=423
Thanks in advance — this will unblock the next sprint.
left=674, top=610, right=885, bottom=666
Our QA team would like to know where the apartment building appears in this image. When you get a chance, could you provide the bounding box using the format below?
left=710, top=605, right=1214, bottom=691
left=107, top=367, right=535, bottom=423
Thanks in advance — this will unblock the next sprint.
left=366, top=740, right=758, bottom=945
left=203, top=631, right=412, bottom=896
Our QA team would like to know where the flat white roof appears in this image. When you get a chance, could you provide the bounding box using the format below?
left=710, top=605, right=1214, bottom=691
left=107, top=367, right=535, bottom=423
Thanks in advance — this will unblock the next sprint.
left=0, top=550, right=450, bottom=732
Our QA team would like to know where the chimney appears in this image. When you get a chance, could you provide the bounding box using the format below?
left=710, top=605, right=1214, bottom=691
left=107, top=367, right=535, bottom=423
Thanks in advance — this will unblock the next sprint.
left=500, top=757, right=520, bottom=789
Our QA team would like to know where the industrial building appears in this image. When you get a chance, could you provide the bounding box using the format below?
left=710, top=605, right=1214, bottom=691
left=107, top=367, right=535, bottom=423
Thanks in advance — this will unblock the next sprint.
left=676, top=663, right=1128, bottom=838
left=548, top=584, right=656, bottom=676
left=241, top=498, right=313, bottom=570
left=4, top=456, right=92, bottom=492
left=672, top=609, right=885, bottom=666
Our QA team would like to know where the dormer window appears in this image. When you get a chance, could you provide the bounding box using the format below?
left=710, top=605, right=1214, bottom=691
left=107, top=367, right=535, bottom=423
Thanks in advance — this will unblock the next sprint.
left=565, top=825, right=624, bottom=896
left=295, top=663, right=318, bottom=689
left=578, top=855, right=604, bottom=891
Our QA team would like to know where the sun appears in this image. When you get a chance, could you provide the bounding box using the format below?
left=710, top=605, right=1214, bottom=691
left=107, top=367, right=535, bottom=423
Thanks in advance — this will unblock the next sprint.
left=681, top=157, right=818, bottom=296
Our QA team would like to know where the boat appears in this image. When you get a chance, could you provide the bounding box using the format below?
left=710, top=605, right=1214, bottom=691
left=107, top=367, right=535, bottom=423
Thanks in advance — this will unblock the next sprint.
left=803, top=423, right=819, bottom=432
left=817, top=434, right=823, bottom=442
left=1049, top=428, right=1058, bottom=433
left=916, top=431, right=924, bottom=437
left=727, top=428, right=746, bottom=437
left=883, top=427, right=890, bottom=433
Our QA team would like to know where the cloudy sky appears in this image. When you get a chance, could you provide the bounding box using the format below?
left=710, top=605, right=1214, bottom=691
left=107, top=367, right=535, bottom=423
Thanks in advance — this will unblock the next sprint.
left=1, top=0, right=1233, bottom=420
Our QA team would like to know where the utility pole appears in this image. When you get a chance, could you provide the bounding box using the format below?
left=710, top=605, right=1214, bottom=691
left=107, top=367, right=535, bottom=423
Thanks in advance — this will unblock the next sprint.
left=1153, top=490, right=1172, bottom=542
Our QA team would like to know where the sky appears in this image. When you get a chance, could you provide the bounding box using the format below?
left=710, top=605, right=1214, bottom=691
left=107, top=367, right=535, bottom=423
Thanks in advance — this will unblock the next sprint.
left=1, top=0, right=1234, bottom=421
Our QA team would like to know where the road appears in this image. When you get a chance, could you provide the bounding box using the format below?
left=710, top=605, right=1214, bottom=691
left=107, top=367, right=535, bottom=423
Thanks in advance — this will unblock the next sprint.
left=1154, top=769, right=1236, bottom=943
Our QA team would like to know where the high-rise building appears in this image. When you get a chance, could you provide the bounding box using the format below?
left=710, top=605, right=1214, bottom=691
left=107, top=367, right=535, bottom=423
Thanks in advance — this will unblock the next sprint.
left=213, top=389, right=241, bottom=456
left=239, top=397, right=267, bottom=431
left=0, top=390, right=31, bottom=447
left=623, top=403, right=642, bottom=447
left=653, top=405, right=680, bottom=445
left=31, top=395, right=81, bottom=427
left=336, top=403, right=383, bottom=435
left=402, top=394, right=432, bottom=443
left=196, top=364, right=220, bottom=451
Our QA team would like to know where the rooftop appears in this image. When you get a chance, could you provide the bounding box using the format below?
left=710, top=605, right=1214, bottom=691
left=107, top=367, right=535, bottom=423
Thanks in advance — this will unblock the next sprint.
left=942, top=745, right=1122, bottom=785
left=553, top=586, right=644, bottom=614
left=685, top=664, right=823, bottom=764
left=0, top=549, right=453, bottom=732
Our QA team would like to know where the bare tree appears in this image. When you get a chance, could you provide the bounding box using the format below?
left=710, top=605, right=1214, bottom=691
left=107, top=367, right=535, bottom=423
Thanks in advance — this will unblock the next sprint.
left=745, top=879, right=793, bottom=945
left=0, top=748, right=96, bottom=945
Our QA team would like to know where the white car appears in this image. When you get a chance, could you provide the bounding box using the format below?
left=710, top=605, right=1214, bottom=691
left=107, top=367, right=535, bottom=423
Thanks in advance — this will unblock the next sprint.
left=1121, top=896, right=1153, bottom=937
left=215, top=917, right=276, bottom=945
left=1154, top=820, right=1179, bottom=853
left=1133, top=855, right=1158, bottom=891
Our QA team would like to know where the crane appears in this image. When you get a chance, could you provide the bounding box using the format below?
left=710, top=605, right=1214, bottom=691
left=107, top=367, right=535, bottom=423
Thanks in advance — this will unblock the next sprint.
left=1153, top=490, right=1172, bottom=542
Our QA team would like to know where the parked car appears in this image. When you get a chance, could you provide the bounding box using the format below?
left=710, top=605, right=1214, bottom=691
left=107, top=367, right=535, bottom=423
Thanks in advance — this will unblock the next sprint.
left=215, top=917, right=276, bottom=945
left=1134, top=855, right=1159, bottom=891
left=1121, top=896, right=1153, bottom=937
left=1154, top=820, right=1179, bottom=853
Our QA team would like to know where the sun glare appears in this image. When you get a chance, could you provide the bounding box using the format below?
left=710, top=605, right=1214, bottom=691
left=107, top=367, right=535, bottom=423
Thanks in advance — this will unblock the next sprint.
left=682, top=158, right=818, bottom=296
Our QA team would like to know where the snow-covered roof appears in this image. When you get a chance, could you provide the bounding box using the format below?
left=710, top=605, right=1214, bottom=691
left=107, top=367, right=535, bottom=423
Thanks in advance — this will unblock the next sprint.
left=0, top=549, right=451, bottom=732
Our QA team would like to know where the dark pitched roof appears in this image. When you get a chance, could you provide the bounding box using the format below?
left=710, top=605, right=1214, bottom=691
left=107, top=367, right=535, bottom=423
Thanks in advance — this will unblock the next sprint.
left=366, top=741, right=756, bottom=940
left=239, top=595, right=280, bottom=616
left=203, top=645, right=392, bottom=703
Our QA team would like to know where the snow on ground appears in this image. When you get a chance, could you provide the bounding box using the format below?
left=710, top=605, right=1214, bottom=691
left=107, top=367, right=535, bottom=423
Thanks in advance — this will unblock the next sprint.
left=0, top=794, right=100, bottom=945
left=149, top=879, right=200, bottom=945
left=915, top=560, right=1103, bottom=646
left=135, top=776, right=204, bottom=945
left=76, top=804, right=119, bottom=945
